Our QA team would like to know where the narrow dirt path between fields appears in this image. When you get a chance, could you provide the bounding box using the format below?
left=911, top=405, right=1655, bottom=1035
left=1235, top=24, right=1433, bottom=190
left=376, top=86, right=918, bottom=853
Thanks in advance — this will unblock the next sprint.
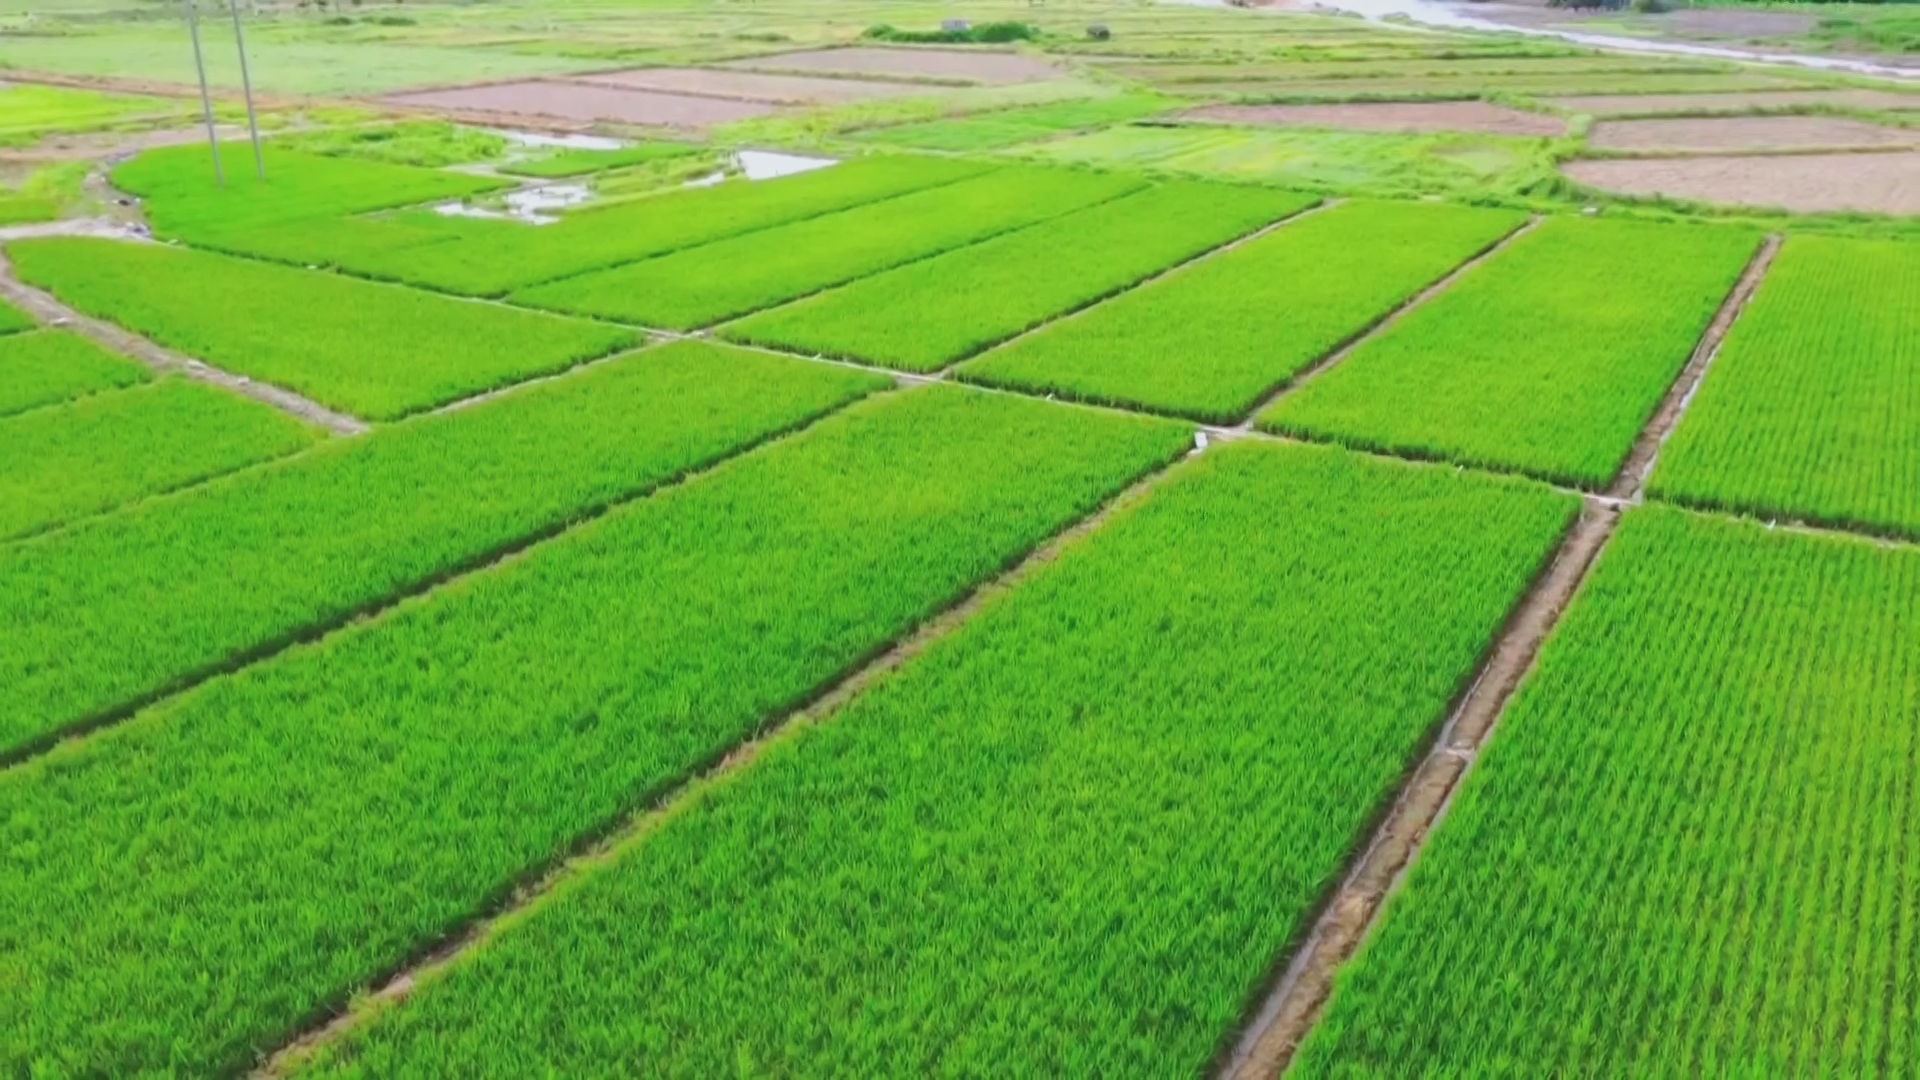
left=1231, top=215, right=1541, bottom=430
left=0, top=250, right=369, bottom=435
left=1217, top=231, right=1784, bottom=1080
left=1607, top=234, right=1780, bottom=501
left=251, top=433, right=1212, bottom=1079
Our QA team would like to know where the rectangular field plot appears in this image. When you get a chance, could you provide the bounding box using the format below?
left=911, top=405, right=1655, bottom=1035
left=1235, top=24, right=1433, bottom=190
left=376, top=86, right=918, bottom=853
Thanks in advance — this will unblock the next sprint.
left=0, top=329, right=149, bottom=418
left=7, top=237, right=638, bottom=421
left=323, top=155, right=990, bottom=297
left=723, top=181, right=1312, bottom=372
left=511, top=166, right=1144, bottom=330
left=0, top=341, right=883, bottom=758
left=1649, top=236, right=1920, bottom=539
left=1293, top=507, right=1920, bottom=1077
left=0, top=387, right=1188, bottom=1077
left=0, top=379, right=318, bottom=542
left=295, top=441, right=1577, bottom=1078
left=962, top=200, right=1527, bottom=422
left=1262, top=217, right=1760, bottom=488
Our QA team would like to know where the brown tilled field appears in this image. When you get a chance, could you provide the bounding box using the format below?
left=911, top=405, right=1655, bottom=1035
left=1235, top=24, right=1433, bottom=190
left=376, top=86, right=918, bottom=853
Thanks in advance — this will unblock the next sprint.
left=1589, top=115, right=1918, bottom=154
left=1565, top=151, right=1920, bottom=214
left=1550, top=88, right=1920, bottom=116
left=385, top=80, right=778, bottom=129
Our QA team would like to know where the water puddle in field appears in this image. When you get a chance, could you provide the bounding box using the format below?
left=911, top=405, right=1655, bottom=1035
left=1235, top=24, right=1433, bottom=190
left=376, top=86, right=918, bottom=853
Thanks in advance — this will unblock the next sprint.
left=432, top=183, right=592, bottom=225
left=685, top=149, right=839, bottom=188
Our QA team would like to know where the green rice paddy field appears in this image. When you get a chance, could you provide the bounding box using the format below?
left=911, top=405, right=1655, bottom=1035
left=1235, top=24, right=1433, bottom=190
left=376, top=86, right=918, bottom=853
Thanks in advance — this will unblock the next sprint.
left=2, top=2, right=1918, bottom=1075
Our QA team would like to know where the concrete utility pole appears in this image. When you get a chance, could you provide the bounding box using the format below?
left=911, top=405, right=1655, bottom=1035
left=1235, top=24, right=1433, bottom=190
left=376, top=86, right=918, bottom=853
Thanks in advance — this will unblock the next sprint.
left=227, top=0, right=266, bottom=179
left=184, top=0, right=223, bottom=185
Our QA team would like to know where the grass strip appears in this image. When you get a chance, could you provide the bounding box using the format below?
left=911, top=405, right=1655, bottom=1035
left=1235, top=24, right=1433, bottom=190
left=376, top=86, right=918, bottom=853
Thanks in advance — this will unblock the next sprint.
left=297, top=440, right=1576, bottom=1078
left=1, top=387, right=1191, bottom=1079
left=961, top=200, right=1528, bottom=423
left=855, top=94, right=1181, bottom=151
left=722, top=181, right=1313, bottom=373
left=1292, top=506, right=1920, bottom=1076
left=308, top=155, right=990, bottom=298
left=0, top=341, right=884, bottom=758
left=7, top=237, right=638, bottom=421
left=0, top=379, right=319, bottom=542
left=511, top=166, right=1145, bottom=331
left=0, top=329, right=149, bottom=418
left=1648, top=236, right=1920, bottom=540
left=498, top=141, right=704, bottom=178
left=1262, top=217, right=1759, bottom=488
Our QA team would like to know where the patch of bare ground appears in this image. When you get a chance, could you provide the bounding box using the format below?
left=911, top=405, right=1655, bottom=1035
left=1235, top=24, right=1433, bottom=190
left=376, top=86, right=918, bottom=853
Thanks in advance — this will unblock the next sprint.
left=570, top=67, right=929, bottom=105
left=384, top=81, right=776, bottom=131
left=1219, top=231, right=1779, bottom=1080
left=1565, top=150, right=1920, bottom=215
left=1590, top=114, right=1918, bottom=153
left=1551, top=88, right=1920, bottom=117
left=714, top=46, right=1061, bottom=85
left=1184, top=101, right=1566, bottom=137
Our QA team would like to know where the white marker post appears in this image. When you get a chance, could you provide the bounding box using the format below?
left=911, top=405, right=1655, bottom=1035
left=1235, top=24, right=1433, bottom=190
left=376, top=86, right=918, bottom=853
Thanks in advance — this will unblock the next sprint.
left=184, top=0, right=223, bottom=184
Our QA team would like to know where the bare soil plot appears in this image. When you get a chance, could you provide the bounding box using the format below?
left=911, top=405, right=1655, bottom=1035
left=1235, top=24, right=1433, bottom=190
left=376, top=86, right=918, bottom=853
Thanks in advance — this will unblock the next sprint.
left=1564, top=152, right=1920, bottom=215
left=1185, top=102, right=1566, bottom=138
left=1551, top=89, right=1920, bottom=117
left=385, top=81, right=775, bottom=130
left=715, top=47, right=1060, bottom=85
left=571, top=68, right=929, bottom=105
left=1590, top=115, right=1917, bottom=154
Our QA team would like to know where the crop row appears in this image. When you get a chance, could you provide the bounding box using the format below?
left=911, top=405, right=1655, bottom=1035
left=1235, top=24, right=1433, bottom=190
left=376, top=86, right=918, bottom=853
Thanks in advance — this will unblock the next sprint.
left=1263, top=217, right=1760, bottom=488
left=236, top=155, right=986, bottom=298
left=0, top=341, right=883, bottom=757
left=724, top=180, right=1313, bottom=373
left=0, top=377, right=319, bottom=543
left=291, top=439, right=1576, bottom=1077
left=2, top=386, right=1190, bottom=1077
left=1649, top=235, right=1920, bottom=540
left=856, top=94, right=1179, bottom=152
left=512, top=166, right=1146, bottom=331
left=962, top=199, right=1527, bottom=422
left=0, top=329, right=149, bottom=418
left=8, top=237, right=638, bottom=421
left=1295, top=506, right=1920, bottom=1076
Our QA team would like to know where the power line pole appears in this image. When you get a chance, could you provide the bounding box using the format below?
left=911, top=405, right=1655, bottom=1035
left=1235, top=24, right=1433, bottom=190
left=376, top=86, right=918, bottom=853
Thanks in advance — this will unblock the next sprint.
left=227, top=0, right=266, bottom=179
left=184, top=0, right=223, bottom=185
